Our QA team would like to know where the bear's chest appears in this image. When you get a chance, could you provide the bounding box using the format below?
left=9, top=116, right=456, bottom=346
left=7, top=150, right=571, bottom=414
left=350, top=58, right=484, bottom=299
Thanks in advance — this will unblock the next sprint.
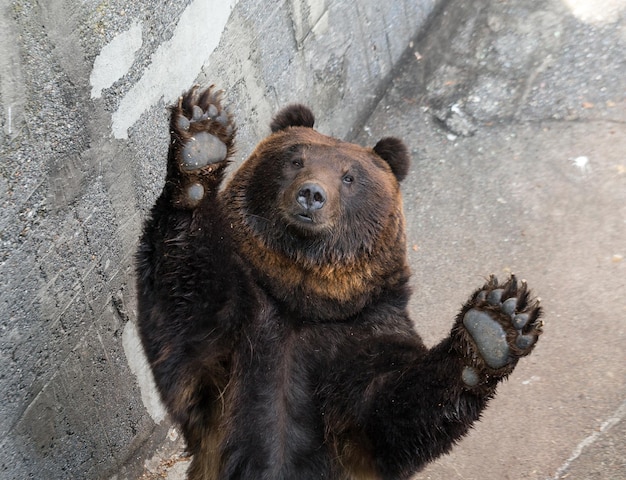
left=221, top=305, right=331, bottom=477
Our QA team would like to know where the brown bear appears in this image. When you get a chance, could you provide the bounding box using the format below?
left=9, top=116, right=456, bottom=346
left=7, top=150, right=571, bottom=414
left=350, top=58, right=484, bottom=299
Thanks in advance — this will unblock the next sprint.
left=136, top=85, right=542, bottom=480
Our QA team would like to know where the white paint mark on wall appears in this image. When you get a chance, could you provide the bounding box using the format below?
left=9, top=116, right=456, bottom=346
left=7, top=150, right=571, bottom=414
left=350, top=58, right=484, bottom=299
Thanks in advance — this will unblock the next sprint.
left=89, top=21, right=143, bottom=99
left=122, top=320, right=167, bottom=423
left=562, top=0, right=626, bottom=24
left=110, top=0, right=238, bottom=139
left=291, top=0, right=328, bottom=45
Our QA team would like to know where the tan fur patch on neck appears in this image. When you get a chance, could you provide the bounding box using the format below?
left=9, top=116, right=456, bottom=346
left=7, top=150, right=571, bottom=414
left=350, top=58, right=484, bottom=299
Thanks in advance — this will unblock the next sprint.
left=240, top=235, right=375, bottom=303
left=233, top=206, right=407, bottom=317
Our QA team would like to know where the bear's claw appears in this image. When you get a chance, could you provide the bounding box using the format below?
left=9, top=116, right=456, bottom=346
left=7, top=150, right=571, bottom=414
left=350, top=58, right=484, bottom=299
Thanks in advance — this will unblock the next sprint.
left=458, top=275, right=542, bottom=387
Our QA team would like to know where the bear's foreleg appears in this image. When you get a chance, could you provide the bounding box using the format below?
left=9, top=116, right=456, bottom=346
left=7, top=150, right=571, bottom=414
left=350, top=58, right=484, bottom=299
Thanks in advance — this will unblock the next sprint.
left=320, top=275, right=542, bottom=477
left=136, top=86, right=244, bottom=458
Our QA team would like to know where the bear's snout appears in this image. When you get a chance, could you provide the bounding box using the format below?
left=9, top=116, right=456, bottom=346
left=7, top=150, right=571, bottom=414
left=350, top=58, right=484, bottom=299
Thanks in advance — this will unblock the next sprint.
left=297, top=183, right=326, bottom=211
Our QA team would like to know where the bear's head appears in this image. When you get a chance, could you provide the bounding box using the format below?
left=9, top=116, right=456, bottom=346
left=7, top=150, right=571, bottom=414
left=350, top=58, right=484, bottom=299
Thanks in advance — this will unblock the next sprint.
left=224, top=105, right=411, bottom=320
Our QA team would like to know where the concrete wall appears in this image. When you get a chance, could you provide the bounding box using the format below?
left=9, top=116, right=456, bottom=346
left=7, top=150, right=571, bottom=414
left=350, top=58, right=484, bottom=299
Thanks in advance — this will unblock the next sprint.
left=0, top=0, right=442, bottom=478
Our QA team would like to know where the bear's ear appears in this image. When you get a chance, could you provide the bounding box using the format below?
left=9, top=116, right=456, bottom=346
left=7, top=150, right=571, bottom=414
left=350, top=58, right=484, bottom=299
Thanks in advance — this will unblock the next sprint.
left=270, top=104, right=315, bottom=132
left=373, top=137, right=410, bottom=182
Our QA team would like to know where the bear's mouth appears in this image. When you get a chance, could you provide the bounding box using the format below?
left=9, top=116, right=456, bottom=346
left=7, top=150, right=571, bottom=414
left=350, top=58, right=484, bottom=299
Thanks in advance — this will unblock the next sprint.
left=286, top=210, right=330, bottom=235
left=295, top=213, right=314, bottom=223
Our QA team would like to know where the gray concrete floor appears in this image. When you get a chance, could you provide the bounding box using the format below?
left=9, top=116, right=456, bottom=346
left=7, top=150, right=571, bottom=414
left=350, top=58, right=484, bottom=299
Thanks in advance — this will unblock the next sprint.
left=138, top=0, right=626, bottom=478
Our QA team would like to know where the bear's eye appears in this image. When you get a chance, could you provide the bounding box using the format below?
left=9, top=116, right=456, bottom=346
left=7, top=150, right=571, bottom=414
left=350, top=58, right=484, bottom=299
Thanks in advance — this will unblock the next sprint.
left=342, top=174, right=354, bottom=184
left=291, top=159, right=303, bottom=168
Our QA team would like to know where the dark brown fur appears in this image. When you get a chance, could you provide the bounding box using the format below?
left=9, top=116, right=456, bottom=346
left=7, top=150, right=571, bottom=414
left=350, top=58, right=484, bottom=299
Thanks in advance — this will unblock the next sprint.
left=136, top=86, right=542, bottom=480
left=223, top=127, right=408, bottom=320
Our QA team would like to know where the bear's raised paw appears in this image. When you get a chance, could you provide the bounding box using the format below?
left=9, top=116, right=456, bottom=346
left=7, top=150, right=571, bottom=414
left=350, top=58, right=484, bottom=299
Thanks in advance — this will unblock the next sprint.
left=167, top=86, right=237, bottom=207
left=455, top=275, right=543, bottom=388
left=171, top=85, right=235, bottom=174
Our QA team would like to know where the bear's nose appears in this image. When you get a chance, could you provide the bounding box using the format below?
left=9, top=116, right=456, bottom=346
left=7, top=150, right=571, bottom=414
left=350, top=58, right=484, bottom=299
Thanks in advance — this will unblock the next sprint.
left=297, top=183, right=326, bottom=211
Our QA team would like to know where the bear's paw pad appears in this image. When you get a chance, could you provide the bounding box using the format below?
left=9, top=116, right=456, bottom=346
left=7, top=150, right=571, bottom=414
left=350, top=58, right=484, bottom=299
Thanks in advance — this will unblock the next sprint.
left=463, top=275, right=542, bottom=376
left=186, top=183, right=205, bottom=201
left=181, top=132, right=228, bottom=171
left=463, top=309, right=509, bottom=369
left=461, top=366, right=481, bottom=387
